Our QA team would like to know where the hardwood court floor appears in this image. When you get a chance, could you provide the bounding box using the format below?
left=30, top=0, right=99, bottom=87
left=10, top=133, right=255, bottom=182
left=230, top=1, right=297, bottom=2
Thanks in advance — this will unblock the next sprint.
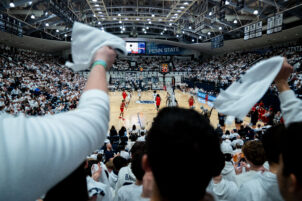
left=109, top=90, right=252, bottom=132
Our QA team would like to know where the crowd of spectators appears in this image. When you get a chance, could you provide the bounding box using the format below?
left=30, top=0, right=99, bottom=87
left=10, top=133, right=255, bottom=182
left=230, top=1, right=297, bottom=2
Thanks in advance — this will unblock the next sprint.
left=0, top=45, right=88, bottom=116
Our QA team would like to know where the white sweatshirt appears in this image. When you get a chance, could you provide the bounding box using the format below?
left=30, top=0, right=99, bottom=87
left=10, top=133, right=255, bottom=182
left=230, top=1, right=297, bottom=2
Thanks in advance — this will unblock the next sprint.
left=114, top=184, right=150, bottom=201
left=279, top=90, right=302, bottom=127
left=233, top=171, right=284, bottom=201
left=0, top=89, right=109, bottom=201
left=115, top=164, right=136, bottom=194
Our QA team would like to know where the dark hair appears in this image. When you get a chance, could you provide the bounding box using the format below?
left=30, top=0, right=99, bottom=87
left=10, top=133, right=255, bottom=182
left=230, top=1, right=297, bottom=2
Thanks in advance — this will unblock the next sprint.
left=131, top=142, right=146, bottom=181
left=113, top=156, right=128, bottom=173
left=242, top=140, right=266, bottom=166
left=282, top=123, right=302, bottom=183
left=146, top=107, right=224, bottom=201
left=224, top=153, right=233, bottom=162
left=132, top=124, right=136, bottom=130
left=97, top=154, right=103, bottom=163
left=262, top=125, right=284, bottom=164
left=44, top=161, right=88, bottom=201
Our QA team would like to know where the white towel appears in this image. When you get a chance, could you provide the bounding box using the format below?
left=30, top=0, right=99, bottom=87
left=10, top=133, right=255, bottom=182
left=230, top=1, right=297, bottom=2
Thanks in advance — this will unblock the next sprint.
left=214, top=56, right=284, bottom=120
left=66, top=22, right=127, bottom=71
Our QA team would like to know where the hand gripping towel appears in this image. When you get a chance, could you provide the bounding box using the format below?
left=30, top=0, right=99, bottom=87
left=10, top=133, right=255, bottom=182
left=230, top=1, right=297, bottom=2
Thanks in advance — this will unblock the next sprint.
left=66, top=22, right=127, bottom=71
left=214, top=56, right=284, bottom=121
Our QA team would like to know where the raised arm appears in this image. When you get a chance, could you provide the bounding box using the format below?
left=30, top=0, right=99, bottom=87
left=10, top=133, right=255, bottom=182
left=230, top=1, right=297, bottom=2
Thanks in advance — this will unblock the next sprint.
left=275, top=58, right=302, bottom=127
left=0, top=47, right=116, bottom=201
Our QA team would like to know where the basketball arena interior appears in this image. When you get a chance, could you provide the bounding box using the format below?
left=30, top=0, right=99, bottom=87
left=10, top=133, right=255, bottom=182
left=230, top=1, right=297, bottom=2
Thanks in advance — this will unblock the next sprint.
left=1, top=0, right=302, bottom=201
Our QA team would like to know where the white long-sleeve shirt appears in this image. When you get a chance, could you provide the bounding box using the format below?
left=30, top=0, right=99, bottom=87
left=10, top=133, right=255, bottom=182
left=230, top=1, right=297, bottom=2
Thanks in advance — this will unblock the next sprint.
left=279, top=90, right=302, bottom=127
left=0, top=89, right=109, bottom=201
left=233, top=171, right=284, bottom=201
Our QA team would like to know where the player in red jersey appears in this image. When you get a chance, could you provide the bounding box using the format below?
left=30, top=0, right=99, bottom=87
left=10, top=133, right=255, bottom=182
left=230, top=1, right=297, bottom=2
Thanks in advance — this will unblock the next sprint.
left=188, top=96, right=195, bottom=109
left=122, top=90, right=127, bottom=100
left=156, top=94, right=161, bottom=111
left=119, top=100, right=126, bottom=120
left=205, top=94, right=209, bottom=103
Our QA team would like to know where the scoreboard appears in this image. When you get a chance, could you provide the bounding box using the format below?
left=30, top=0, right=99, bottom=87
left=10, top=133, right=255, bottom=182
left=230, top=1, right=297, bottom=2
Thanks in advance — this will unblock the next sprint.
left=0, top=14, right=23, bottom=37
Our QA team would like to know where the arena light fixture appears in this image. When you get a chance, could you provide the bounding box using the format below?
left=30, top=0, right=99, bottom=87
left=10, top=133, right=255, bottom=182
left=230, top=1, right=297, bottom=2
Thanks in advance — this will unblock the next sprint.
left=136, top=18, right=140, bottom=21
left=164, top=28, right=167, bottom=31
left=253, top=10, right=259, bottom=15
left=177, top=10, right=181, bottom=12
left=148, top=21, right=152, bottom=24
left=184, top=2, right=189, bottom=5
left=160, top=32, right=163, bottom=35
left=158, top=18, right=162, bottom=21
left=56, top=29, right=59, bottom=33
left=30, top=14, right=35, bottom=19
left=176, top=34, right=179, bottom=37
left=152, top=14, right=155, bottom=17
left=45, top=23, right=49, bottom=27
left=180, top=6, right=185, bottom=9
left=101, top=17, right=105, bottom=20
left=233, top=19, right=238, bottom=24
left=174, top=13, right=178, bottom=16
left=209, top=12, right=213, bottom=16
left=189, top=26, right=192, bottom=29
left=182, top=31, right=185, bottom=34
left=113, top=17, right=117, bottom=20
left=122, top=27, right=125, bottom=31
left=192, top=39, right=195, bottom=42
left=142, top=28, right=145, bottom=31
left=121, top=31, right=123, bottom=33
left=95, top=8, right=101, bottom=10
left=119, top=20, right=122, bottom=23
left=199, top=36, right=202, bottom=39
left=9, top=2, right=15, bottom=8
left=28, top=1, right=32, bottom=5
left=219, top=26, right=222, bottom=30
left=92, top=0, right=97, bottom=2
left=125, top=18, right=128, bottom=20
left=98, top=21, right=101, bottom=25
left=225, top=0, right=230, bottom=5
left=118, top=13, right=121, bottom=16
left=95, top=4, right=99, bottom=7
left=144, top=31, right=147, bottom=34
left=64, top=34, right=67, bottom=37
left=45, top=12, right=48, bottom=16
left=100, top=15, right=104, bottom=17
left=169, top=23, right=172, bottom=26
left=93, top=14, right=96, bottom=17
left=98, top=11, right=102, bottom=14
left=208, top=32, right=211, bottom=35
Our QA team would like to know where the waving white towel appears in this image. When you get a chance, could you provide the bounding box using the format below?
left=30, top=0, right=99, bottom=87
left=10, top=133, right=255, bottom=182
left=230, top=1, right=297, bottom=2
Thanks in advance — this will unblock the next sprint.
left=214, top=56, right=284, bottom=120
left=66, top=22, right=127, bottom=71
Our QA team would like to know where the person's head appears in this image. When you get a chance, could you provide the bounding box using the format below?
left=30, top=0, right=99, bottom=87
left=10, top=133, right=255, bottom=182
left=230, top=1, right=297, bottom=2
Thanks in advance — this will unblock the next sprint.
left=105, top=159, right=114, bottom=172
left=143, top=107, right=224, bottom=201
left=106, top=143, right=112, bottom=150
left=113, top=156, right=128, bottom=174
left=262, top=125, right=284, bottom=166
left=140, top=131, right=145, bottom=136
left=111, top=125, right=116, bottom=131
left=97, top=153, right=103, bottom=163
left=132, top=124, right=136, bottom=130
left=122, top=100, right=125, bottom=103
left=277, top=123, right=302, bottom=201
left=242, top=140, right=266, bottom=167
left=130, top=142, right=146, bottom=182
left=156, top=94, right=160, bottom=98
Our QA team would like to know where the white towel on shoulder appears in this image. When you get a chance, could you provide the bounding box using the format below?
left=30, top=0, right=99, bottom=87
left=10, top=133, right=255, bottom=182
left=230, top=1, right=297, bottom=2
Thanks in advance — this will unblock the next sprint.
left=214, top=56, right=284, bottom=120
left=66, top=22, right=127, bottom=71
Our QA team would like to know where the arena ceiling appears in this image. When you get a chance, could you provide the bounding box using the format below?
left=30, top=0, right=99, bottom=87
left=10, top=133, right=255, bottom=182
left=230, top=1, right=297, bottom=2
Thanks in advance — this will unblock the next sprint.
left=0, top=0, right=302, bottom=44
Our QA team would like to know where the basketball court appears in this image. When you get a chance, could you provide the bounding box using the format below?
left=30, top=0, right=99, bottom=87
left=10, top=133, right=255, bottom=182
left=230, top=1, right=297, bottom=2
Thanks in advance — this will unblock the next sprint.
left=109, top=90, right=252, bottom=132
